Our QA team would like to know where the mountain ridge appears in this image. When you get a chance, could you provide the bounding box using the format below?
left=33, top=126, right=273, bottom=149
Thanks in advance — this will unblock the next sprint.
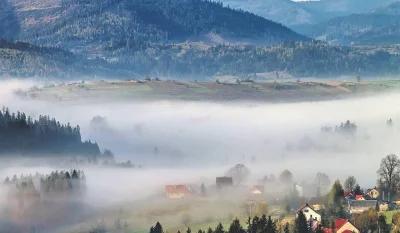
left=1, top=0, right=308, bottom=54
left=296, top=1, right=400, bottom=45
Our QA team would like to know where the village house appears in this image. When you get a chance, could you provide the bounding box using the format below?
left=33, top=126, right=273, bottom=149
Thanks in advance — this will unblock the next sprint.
left=366, top=187, right=380, bottom=199
left=296, top=203, right=321, bottom=222
left=323, top=219, right=360, bottom=233
left=165, top=185, right=192, bottom=199
left=355, top=195, right=366, bottom=200
left=348, top=200, right=378, bottom=214
left=309, top=197, right=325, bottom=211
left=335, top=219, right=360, bottom=233
left=344, top=191, right=355, bottom=200
left=250, top=185, right=264, bottom=195
left=216, top=176, right=233, bottom=189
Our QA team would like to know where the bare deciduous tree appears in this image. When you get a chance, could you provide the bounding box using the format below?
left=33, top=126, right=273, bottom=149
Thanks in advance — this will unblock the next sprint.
left=377, top=154, right=400, bottom=201
left=226, top=164, right=250, bottom=185
left=344, top=176, right=357, bottom=192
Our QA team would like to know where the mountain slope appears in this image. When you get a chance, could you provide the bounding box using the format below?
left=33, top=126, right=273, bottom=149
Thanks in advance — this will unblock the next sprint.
left=219, top=0, right=398, bottom=27
left=0, top=0, right=19, bottom=38
left=0, top=38, right=132, bottom=78
left=219, top=0, right=319, bottom=26
left=297, top=1, right=400, bottom=45
left=2, top=0, right=308, bottom=53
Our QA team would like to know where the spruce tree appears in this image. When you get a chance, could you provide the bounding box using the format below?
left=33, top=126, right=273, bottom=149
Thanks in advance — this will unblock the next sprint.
left=154, top=222, right=163, bottom=233
left=228, top=219, right=245, bottom=233
left=259, top=215, right=267, bottom=233
left=294, top=212, right=309, bottom=233
left=284, top=223, right=290, bottom=233
left=266, top=216, right=277, bottom=233
left=207, top=227, right=213, bottom=233
left=186, top=227, right=192, bottom=233
left=248, top=216, right=259, bottom=233
left=215, top=222, right=225, bottom=233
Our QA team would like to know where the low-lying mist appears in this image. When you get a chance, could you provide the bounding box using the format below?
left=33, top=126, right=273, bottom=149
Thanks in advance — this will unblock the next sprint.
left=0, top=79, right=399, bottom=203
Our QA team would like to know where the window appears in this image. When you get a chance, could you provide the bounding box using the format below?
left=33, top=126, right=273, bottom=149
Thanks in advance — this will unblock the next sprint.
left=304, top=209, right=309, bottom=213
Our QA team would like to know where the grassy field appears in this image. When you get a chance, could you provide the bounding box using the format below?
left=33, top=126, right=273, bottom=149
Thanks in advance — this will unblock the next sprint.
left=383, top=210, right=400, bottom=224
left=53, top=198, right=289, bottom=233
left=20, top=80, right=400, bottom=103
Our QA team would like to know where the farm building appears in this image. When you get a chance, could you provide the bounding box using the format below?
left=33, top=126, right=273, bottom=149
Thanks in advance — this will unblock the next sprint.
left=348, top=200, right=378, bottom=214
left=216, top=177, right=233, bottom=189
left=165, top=185, right=192, bottom=199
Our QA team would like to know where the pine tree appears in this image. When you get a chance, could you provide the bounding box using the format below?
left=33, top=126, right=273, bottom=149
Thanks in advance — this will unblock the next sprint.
left=215, top=222, right=225, bottom=233
left=186, top=227, right=192, bottom=233
left=228, top=219, right=245, bottom=233
left=294, top=212, right=309, bottom=233
left=248, top=216, right=259, bottom=233
left=328, top=180, right=344, bottom=210
left=154, top=222, right=163, bottom=233
left=284, top=223, right=290, bottom=233
left=266, top=216, right=277, bottom=233
left=207, top=227, right=213, bottom=233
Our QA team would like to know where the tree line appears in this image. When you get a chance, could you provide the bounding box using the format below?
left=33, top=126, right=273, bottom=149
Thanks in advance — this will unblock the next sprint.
left=4, top=169, right=86, bottom=196
left=0, top=107, right=108, bottom=156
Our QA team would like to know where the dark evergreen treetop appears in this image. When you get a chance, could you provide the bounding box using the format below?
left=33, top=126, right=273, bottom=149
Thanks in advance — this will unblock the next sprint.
left=0, top=107, right=101, bottom=156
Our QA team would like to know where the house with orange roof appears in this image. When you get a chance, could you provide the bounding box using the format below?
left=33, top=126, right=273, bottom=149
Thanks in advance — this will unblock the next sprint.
left=165, top=185, right=193, bottom=199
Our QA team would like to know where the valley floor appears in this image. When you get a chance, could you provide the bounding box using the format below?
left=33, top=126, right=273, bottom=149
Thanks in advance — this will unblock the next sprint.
left=20, top=80, right=400, bottom=103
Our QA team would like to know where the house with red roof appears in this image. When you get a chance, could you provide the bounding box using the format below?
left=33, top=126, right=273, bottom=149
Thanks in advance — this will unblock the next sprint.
left=165, top=185, right=193, bottom=199
left=322, top=219, right=360, bottom=233
left=335, top=219, right=360, bottom=233
left=355, top=195, right=365, bottom=200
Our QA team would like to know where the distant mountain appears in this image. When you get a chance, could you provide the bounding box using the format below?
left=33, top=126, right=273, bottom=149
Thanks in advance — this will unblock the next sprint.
left=296, top=1, right=400, bottom=45
left=1, top=0, right=307, bottom=54
left=219, top=0, right=398, bottom=27
left=219, top=0, right=320, bottom=26
left=299, top=0, right=397, bottom=15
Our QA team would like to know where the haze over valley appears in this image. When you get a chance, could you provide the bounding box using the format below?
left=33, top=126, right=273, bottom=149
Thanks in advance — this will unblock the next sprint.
left=3, top=0, right=400, bottom=233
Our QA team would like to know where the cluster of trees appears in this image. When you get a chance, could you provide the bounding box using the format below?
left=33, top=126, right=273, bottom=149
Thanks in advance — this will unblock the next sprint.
left=0, top=107, right=103, bottom=156
left=321, top=120, right=357, bottom=135
left=144, top=213, right=319, bottom=233
left=3, top=169, right=86, bottom=195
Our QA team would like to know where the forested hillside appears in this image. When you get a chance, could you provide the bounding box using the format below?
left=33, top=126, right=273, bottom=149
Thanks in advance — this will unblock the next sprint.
left=2, top=38, right=400, bottom=78
left=0, top=107, right=101, bottom=156
left=102, top=41, right=400, bottom=78
left=2, top=0, right=307, bottom=53
left=297, top=2, right=400, bottom=45
left=0, top=38, right=133, bottom=78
